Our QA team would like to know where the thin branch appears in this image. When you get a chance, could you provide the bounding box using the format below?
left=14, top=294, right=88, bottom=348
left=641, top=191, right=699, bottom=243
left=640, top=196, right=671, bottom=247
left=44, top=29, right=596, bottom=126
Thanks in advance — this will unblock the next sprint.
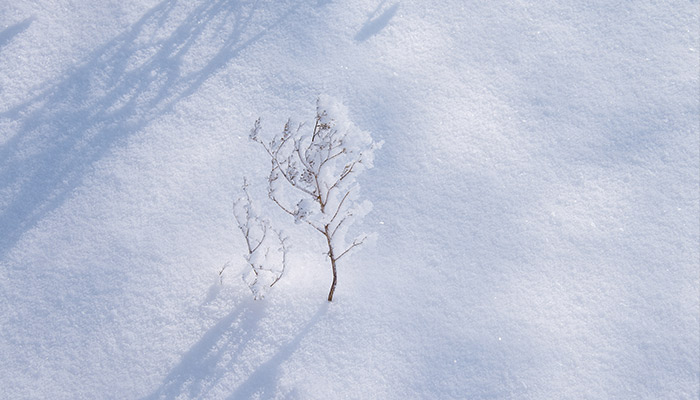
left=292, top=141, right=324, bottom=206
left=330, top=212, right=351, bottom=241
left=294, top=141, right=312, bottom=171
left=311, top=116, right=320, bottom=141
left=325, top=158, right=360, bottom=196
left=269, top=192, right=325, bottom=234
left=264, top=147, right=317, bottom=198
left=249, top=223, right=267, bottom=254
left=329, top=190, right=351, bottom=226
left=218, top=261, right=231, bottom=284
left=268, top=191, right=296, bottom=217
left=269, top=232, right=289, bottom=287
left=317, top=148, right=346, bottom=171
left=335, top=235, right=367, bottom=261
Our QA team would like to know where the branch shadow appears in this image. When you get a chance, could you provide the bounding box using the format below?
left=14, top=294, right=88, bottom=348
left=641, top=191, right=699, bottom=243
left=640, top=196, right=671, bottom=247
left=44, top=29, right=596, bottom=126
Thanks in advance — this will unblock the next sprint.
left=0, top=17, right=33, bottom=52
left=354, top=1, right=399, bottom=42
left=141, top=301, right=327, bottom=399
left=225, top=303, right=328, bottom=399
left=0, top=0, right=298, bottom=257
left=142, top=299, right=265, bottom=400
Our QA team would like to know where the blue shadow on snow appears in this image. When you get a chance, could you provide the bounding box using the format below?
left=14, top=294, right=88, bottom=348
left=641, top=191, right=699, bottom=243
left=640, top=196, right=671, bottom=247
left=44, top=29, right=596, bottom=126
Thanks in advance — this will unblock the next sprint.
left=0, top=17, right=33, bottom=52
left=141, top=300, right=328, bottom=399
left=354, top=2, right=399, bottom=42
left=0, top=0, right=298, bottom=257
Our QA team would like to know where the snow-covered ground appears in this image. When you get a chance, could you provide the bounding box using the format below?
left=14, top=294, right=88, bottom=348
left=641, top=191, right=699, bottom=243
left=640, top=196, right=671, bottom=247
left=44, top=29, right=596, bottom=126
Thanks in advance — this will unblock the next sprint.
left=1, top=1, right=698, bottom=398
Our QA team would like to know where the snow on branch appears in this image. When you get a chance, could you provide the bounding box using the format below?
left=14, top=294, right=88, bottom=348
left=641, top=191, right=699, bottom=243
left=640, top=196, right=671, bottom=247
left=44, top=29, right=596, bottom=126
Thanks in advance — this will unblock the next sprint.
left=233, top=179, right=288, bottom=300
left=249, top=96, right=381, bottom=301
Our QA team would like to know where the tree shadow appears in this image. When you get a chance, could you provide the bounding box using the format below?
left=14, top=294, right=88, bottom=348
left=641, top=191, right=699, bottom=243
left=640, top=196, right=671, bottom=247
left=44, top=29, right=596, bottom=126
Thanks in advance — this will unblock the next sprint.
left=142, top=299, right=265, bottom=400
left=0, top=17, right=33, bottom=52
left=354, top=1, right=399, bottom=42
left=0, top=0, right=298, bottom=257
left=225, top=303, right=328, bottom=399
left=141, top=301, right=327, bottom=399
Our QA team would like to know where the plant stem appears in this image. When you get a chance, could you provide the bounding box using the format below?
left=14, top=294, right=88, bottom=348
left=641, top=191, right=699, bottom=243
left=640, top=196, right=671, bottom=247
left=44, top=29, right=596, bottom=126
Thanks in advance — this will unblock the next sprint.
left=324, top=226, right=338, bottom=302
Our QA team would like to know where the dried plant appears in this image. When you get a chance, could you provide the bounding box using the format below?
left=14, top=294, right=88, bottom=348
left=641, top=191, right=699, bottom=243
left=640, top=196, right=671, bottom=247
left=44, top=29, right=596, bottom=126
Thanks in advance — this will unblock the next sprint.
left=249, top=96, right=381, bottom=301
left=233, top=179, right=288, bottom=299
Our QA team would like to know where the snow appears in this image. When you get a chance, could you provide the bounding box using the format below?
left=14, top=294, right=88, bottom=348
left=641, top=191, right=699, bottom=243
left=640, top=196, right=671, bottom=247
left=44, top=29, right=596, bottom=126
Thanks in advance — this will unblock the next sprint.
left=1, top=0, right=698, bottom=399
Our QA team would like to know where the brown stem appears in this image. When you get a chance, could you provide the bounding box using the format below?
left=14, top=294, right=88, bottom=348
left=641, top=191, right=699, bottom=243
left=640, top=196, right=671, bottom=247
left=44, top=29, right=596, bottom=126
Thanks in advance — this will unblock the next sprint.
left=324, top=226, right=338, bottom=302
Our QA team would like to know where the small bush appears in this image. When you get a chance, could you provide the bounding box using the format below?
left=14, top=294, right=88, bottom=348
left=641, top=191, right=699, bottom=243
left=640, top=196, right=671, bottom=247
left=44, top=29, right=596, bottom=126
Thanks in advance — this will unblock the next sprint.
left=248, top=96, right=381, bottom=301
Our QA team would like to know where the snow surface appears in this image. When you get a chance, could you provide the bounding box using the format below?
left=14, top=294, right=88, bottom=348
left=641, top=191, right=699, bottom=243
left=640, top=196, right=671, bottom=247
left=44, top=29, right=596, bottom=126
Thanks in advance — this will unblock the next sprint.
left=1, top=0, right=698, bottom=398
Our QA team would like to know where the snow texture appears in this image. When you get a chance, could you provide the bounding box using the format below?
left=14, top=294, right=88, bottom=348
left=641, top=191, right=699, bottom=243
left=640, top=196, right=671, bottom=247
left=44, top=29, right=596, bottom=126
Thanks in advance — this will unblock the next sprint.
left=0, top=0, right=698, bottom=399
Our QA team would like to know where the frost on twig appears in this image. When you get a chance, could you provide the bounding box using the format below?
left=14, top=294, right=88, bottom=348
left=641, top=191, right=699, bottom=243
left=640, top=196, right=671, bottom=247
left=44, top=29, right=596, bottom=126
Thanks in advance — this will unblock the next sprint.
left=250, top=96, right=381, bottom=301
left=233, top=179, right=288, bottom=300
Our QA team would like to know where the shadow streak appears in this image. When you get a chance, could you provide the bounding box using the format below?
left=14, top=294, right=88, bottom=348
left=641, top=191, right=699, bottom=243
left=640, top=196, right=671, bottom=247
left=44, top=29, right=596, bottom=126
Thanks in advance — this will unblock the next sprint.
left=142, top=302, right=327, bottom=399
left=142, top=300, right=266, bottom=400
left=0, top=0, right=298, bottom=257
left=0, top=17, right=33, bottom=52
left=226, top=303, right=328, bottom=399
left=354, top=2, right=399, bottom=42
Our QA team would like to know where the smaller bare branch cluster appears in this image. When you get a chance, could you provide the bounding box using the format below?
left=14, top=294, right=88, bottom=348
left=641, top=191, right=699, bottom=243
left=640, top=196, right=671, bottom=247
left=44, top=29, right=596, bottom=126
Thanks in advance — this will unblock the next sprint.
left=233, top=179, right=288, bottom=300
